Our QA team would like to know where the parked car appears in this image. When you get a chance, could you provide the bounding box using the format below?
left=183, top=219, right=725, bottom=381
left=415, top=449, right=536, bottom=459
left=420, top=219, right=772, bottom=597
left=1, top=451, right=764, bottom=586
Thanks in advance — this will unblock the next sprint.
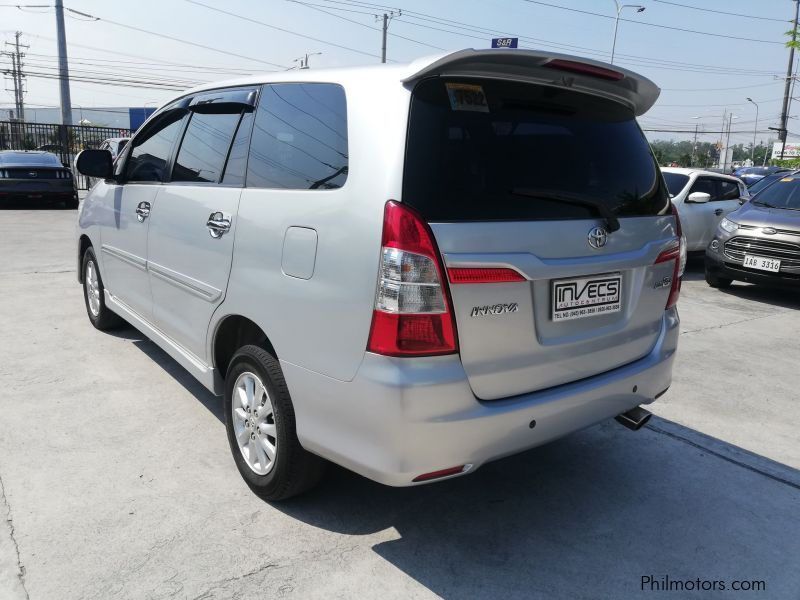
left=733, top=166, right=792, bottom=187
left=744, top=169, right=797, bottom=199
left=706, top=172, right=800, bottom=288
left=98, top=137, right=129, bottom=161
left=661, top=167, right=748, bottom=252
left=0, top=150, right=78, bottom=208
left=74, top=49, right=682, bottom=500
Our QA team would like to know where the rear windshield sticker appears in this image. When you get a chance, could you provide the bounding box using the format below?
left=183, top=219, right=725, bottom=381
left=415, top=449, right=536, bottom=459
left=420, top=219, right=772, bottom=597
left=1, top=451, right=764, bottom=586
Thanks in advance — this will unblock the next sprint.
left=445, top=83, right=489, bottom=112
left=781, top=177, right=795, bottom=182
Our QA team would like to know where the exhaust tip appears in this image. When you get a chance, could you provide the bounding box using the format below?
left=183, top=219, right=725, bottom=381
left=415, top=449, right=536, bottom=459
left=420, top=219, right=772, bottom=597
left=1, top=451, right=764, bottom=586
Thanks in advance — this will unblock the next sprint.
left=615, top=406, right=652, bottom=431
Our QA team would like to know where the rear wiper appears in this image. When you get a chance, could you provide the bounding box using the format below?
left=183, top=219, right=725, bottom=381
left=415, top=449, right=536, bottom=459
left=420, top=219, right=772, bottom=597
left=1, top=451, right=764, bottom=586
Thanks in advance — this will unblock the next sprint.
left=510, top=188, right=620, bottom=232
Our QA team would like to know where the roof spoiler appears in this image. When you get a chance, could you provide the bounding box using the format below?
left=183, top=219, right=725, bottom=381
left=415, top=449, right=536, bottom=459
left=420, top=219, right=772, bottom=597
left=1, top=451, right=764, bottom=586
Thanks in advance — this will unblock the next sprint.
left=402, top=49, right=660, bottom=116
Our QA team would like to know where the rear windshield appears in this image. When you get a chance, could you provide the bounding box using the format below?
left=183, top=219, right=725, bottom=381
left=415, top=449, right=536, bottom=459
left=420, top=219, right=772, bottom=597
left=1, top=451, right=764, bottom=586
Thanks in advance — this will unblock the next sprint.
left=752, top=175, right=800, bottom=210
left=662, top=172, right=689, bottom=197
left=0, top=152, right=61, bottom=167
left=403, top=78, right=669, bottom=222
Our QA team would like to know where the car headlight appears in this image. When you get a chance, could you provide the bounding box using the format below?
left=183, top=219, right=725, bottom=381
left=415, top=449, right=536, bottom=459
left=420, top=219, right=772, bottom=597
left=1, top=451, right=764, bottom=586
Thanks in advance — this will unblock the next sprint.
left=719, top=217, right=738, bottom=233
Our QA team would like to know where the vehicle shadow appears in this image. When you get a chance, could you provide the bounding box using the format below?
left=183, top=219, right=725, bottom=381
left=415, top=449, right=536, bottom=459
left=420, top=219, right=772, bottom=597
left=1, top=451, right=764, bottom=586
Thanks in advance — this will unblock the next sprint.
left=120, top=320, right=800, bottom=598
left=119, top=325, right=225, bottom=423
left=272, top=420, right=800, bottom=599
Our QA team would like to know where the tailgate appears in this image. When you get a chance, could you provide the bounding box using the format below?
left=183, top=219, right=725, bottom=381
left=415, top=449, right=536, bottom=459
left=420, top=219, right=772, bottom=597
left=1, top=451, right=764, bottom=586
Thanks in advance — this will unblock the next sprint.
left=433, top=218, right=676, bottom=399
left=401, top=66, right=675, bottom=400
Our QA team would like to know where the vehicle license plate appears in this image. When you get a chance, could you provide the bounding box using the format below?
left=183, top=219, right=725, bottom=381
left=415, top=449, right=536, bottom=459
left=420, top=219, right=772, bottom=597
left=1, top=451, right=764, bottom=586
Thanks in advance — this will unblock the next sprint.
left=743, top=254, right=781, bottom=273
left=552, top=273, right=622, bottom=321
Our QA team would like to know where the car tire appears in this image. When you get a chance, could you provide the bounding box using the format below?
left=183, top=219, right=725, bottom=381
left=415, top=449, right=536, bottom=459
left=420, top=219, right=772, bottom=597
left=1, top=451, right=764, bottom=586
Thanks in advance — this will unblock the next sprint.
left=224, top=344, right=325, bottom=501
left=705, top=269, right=732, bottom=289
left=81, top=247, right=124, bottom=330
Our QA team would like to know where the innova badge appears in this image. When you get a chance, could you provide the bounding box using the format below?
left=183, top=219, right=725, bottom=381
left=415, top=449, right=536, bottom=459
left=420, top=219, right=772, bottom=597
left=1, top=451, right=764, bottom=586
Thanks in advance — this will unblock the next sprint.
left=587, top=227, right=608, bottom=249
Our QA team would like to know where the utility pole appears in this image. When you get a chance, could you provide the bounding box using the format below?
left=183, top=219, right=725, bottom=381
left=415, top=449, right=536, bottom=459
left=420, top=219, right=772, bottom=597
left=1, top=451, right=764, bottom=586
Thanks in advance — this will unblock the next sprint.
left=54, top=0, right=73, bottom=125
left=379, top=10, right=401, bottom=64
left=691, top=123, right=698, bottom=167
left=779, top=0, right=799, bottom=159
left=746, top=97, right=759, bottom=164
left=2, top=31, right=27, bottom=121
left=610, top=2, right=645, bottom=65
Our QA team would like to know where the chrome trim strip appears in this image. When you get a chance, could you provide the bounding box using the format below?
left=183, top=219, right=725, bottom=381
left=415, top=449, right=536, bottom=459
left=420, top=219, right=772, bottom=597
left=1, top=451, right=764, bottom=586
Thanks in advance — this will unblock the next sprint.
left=100, top=244, right=147, bottom=271
left=147, top=260, right=221, bottom=302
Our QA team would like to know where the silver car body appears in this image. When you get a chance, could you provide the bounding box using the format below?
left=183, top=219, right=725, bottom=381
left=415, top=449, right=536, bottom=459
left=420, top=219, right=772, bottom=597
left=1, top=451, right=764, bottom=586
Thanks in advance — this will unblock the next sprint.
left=662, top=167, right=749, bottom=252
left=76, top=49, right=680, bottom=486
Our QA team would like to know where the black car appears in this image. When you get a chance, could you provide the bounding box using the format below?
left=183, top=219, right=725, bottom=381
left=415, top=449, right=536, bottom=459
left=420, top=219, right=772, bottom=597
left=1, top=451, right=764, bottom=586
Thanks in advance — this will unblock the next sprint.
left=0, top=151, right=78, bottom=208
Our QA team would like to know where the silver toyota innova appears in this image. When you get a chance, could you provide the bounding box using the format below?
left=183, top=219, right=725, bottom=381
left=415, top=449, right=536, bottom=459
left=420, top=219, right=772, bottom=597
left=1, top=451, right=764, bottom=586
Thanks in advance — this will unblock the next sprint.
left=75, top=49, right=683, bottom=500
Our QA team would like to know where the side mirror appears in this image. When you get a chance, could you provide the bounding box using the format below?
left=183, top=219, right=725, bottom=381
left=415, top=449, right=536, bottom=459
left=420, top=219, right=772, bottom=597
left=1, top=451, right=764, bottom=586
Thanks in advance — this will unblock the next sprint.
left=76, top=149, right=113, bottom=179
left=686, top=192, right=711, bottom=204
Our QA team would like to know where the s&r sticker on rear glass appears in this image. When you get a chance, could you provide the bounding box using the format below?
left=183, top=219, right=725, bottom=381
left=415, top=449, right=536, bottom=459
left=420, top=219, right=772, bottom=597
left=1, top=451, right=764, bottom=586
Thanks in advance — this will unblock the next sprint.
left=445, top=83, right=489, bottom=112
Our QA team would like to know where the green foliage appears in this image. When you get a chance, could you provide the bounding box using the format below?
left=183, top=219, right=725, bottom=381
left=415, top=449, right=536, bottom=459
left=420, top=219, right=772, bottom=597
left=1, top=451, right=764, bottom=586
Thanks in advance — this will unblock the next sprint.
left=771, top=158, right=800, bottom=168
left=649, top=139, right=771, bottom=168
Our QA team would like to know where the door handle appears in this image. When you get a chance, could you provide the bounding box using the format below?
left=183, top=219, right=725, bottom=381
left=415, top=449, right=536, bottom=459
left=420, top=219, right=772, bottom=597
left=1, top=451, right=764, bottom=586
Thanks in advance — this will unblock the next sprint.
left=135, top=201, right=151, bottom=222
left=714, top=208, right=724, bottom=216
left=206, top=211, right=232, bottom=238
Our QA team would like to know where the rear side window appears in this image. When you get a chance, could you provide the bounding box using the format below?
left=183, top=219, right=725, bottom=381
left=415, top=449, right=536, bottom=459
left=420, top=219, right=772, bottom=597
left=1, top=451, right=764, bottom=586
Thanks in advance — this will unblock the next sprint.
left=126, top=111, right=187, bottom=183
left=172, top=111, right=242, bottom=183
left=403, top=78, right=669, bottom=221
left=247, top=83, right=348, bottom=190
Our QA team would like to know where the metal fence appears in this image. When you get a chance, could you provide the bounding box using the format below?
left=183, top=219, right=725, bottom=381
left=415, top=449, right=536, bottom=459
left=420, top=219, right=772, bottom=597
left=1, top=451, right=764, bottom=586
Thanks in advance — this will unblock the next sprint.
left=0, top=121, right=131, bottom=189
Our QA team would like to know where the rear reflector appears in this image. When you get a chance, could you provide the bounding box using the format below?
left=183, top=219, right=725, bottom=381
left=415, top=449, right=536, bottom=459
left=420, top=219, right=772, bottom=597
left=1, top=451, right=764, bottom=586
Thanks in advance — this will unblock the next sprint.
left=448, top=267, right=526, bottom=284
left=412, top=465, right=466, bottom=482
left=545, top=59, right=624, bottom=81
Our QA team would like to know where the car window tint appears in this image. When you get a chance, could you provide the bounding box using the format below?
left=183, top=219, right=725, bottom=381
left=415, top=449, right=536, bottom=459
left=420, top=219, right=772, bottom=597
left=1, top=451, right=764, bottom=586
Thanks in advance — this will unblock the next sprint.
left=247, top=83, right=348, bottom=190
left=221, top=111, right=254, bottom=186
left=717, top=180, right=740, bottom=201
left=662, top=172, right=689, bottom=197
left=403, top=78, right=669, bottom=221
left=689, top=177, right=717, bottom=199
left=172, top=111, right=242, bottom=183
left=126, top=111, right=187, bottom=183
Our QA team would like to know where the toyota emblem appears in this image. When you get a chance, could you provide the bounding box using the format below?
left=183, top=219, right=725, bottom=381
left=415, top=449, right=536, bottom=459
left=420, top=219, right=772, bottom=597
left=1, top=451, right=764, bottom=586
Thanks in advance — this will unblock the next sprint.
left=588, top=226, right=608, bottom=249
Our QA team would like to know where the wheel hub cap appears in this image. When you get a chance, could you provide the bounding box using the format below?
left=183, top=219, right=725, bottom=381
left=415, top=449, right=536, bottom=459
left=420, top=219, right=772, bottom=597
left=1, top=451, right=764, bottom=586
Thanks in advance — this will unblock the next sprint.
left=85, top=261, right=101, bottom=317
left=232, top=371, right=277, bottom=476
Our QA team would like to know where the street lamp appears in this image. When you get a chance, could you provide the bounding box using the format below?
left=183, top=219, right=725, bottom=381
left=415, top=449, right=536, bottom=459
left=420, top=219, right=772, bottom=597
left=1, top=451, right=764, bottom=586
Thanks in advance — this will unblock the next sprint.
left=746, top=97, right=759, bottom=164
left=611, top=2, right=645, bottom=65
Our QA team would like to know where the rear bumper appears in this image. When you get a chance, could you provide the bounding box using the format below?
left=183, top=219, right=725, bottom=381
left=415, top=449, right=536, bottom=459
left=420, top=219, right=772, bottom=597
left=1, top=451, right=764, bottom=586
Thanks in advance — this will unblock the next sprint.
left=0, top=182, right=75, bottom=204
left=283, top=307, right=679, bottom=486
left=705, top=250, right=800, bottom=288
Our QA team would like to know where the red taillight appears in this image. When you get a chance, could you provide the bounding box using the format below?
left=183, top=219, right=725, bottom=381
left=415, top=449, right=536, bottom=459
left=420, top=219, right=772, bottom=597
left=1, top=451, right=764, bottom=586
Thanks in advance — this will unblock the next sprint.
left=654, top=204, right=684, bottom=310
left=545, top=59, right=624, bottom=81
left=367, top=201, right=458, bottom=357
left=448, top=267, right=525, bottom=284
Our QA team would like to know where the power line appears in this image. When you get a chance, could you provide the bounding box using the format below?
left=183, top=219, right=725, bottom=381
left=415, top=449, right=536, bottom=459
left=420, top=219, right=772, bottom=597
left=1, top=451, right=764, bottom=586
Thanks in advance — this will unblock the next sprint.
left=184, top=0, right=388, bottom=61
left=286, top=0, right=444, bottom=50
left=62, top=6, right=289, bottom=70
left=652, top=0, right=790, bottom=23
left=519, top=0, right=784, bottom=45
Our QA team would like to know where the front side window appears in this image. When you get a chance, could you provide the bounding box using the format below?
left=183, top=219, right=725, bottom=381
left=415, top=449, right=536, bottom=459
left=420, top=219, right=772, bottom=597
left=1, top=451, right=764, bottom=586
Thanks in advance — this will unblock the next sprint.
left=125, top=111, right=187, bottom=183
left=247, top=83, right=348, bottom=190
left=717, top=180, right=740, bottom=201
left=689, top=177, right=717, bottom=199
left=172, top=111, right=242, bottom=183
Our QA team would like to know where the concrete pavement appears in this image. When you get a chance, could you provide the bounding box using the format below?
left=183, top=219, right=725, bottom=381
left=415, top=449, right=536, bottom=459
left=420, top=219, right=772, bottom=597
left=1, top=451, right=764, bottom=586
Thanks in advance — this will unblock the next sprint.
left=0, top=208, right=798, bottom=599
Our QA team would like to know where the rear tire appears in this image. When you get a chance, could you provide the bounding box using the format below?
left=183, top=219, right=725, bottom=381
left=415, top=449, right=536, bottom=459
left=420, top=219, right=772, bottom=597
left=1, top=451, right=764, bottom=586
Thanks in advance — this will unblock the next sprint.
left=81, top=247, right=124, bottom=330
left=705, top=268, right=732, bottom=289
left=224, top=345, right=325, bottom=501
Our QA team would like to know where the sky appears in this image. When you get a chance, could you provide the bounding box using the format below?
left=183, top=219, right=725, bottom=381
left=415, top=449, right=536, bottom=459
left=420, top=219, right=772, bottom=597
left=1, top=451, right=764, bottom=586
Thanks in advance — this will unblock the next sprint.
left=0, top=0, right=797, bottom=146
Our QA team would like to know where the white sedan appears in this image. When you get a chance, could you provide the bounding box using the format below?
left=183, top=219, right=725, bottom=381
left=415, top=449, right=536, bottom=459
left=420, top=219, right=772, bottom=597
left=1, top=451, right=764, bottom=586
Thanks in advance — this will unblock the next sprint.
left=661, top=167, right=749, bottom=252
